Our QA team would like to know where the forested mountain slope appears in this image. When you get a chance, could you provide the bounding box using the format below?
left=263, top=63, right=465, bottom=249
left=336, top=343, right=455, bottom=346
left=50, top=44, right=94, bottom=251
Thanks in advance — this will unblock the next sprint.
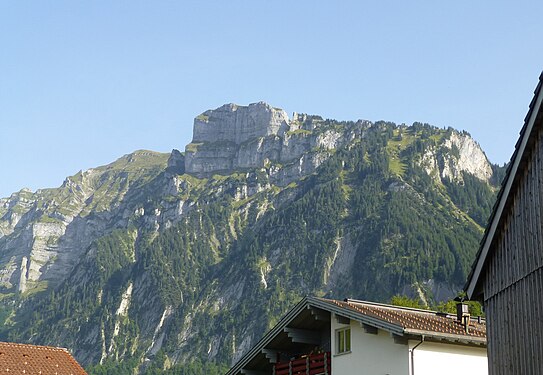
left=0, top=103, right=504, bottom=373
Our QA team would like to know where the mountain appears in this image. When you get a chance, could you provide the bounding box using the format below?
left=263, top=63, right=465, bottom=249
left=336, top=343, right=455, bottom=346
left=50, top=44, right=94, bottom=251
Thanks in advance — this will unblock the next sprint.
left=0, top=102, right=504, bottom=373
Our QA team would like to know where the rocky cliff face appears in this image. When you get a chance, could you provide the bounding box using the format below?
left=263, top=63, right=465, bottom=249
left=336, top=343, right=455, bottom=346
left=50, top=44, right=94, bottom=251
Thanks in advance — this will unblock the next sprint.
left=0, top=151, right=170, bottom=295
left=442, top=131, right=493, bottom=181
left=186, top=104, right=493, bottom=188
left=0, top=104, right=503, bottom=374
left=419, top=130, right=493, bottom=184
left=192, top=102, right=289, bottom=144
left=185, top=102, right=362, bottom=185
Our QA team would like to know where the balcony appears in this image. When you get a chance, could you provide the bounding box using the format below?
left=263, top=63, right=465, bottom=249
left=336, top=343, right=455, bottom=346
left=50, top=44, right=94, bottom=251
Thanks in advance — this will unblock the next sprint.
left=273, top=352, right=331, bottom=375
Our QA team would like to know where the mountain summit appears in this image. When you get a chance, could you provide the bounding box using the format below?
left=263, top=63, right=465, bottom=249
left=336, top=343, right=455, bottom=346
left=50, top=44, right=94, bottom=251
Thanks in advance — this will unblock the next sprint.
left=186, top=101, right=313, bottom=178
left=0, top=103, right=503, bottom=373
left=192, top=102, right=290, bottom=144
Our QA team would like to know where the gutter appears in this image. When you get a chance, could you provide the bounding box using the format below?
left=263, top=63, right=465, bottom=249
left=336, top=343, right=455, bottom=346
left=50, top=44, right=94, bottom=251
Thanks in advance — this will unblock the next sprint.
left=409, top=335, right=424, bottom=375
left=403, top=329, right=486, bottom=346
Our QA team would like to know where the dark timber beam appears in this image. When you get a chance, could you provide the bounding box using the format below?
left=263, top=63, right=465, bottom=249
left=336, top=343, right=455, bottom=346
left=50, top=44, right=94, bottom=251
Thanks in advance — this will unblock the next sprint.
left=392, top=333, right=408, bottom=345
left=261, top=349, right=279, bottom=363
left=361, top=323, right=378, bottom=334
left=336, top=315, right=350, bottom=325
left=308, top=306, right=330, bottom=322
left=284, top=327, right=321, bottom=345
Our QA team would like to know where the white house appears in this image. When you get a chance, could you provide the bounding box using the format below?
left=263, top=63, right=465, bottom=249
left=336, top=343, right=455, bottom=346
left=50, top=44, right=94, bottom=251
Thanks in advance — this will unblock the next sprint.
left=226, top=297, right=487, bottom=375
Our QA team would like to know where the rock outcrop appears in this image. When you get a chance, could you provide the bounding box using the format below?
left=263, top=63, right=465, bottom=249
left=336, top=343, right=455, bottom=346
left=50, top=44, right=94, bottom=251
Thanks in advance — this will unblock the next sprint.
left=186, top=103, right=494, bottom=189
left=185, top=102, right=291, bottom=176
left=192, top=102, right=289, bottom=144
left=418, top=130, right=493, bottom=184
left=185, top=102, right=367, bottom=185
left=441, top=131, right=493, bottom=182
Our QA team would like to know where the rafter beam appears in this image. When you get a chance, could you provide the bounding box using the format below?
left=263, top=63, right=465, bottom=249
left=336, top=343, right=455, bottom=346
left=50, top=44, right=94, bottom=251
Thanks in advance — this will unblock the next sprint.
left=308, top=306, right=330, bottom=322
left=284, top=327, right=321, bottom=345
left=392, top=333, right=407, bottom=345
left=361, top=323, right=378, bottom=334
left=261, top=349, right=279, bottom=363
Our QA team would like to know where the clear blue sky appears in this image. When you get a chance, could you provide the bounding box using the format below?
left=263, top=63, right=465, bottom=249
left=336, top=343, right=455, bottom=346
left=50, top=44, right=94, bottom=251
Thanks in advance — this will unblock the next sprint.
left=1, top=1, right=542, bottom=198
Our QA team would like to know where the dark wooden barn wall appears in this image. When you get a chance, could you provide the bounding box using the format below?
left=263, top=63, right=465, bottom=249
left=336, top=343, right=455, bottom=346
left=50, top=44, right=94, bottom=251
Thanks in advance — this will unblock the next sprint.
left=483, top=128, right=543, bottom=374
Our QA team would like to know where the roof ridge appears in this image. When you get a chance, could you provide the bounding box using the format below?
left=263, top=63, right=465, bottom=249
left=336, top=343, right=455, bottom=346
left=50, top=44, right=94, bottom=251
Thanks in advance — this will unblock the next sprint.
left=342, top=298, right=452, bottom=316
left=0, top=341, right=70, bottom=352
left=314, top=297, right=485, bottom=339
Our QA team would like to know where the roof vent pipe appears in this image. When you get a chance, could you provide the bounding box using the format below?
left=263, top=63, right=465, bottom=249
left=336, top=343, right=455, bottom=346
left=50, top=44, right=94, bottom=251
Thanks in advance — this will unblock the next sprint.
left=456, top=303, right=470, bottom=333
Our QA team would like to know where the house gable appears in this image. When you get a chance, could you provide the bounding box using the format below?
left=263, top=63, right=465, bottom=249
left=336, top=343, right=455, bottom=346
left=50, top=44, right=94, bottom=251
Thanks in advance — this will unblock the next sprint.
left=465, top=72, right=543, bottom=300
left=463, top=72, right=543, bottom=375
left=227, top=298, right=332, bottom=374
left=227, top=297, right=486, bottom=375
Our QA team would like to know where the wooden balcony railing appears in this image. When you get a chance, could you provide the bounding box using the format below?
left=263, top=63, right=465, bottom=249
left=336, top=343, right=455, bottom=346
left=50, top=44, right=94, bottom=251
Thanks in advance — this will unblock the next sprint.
left=273, top=352, right=331, bottom=375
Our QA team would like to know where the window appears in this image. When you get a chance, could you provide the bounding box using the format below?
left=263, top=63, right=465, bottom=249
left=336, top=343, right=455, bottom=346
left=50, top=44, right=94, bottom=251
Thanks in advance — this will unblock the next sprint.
left=336, top=327, right=351, bottom=354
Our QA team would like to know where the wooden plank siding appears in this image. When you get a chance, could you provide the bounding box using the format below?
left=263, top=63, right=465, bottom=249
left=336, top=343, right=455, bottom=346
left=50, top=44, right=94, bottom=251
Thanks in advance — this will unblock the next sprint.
left=483, top=126, right=543, bottom=374
left=486, top=268, right=543, bottom=374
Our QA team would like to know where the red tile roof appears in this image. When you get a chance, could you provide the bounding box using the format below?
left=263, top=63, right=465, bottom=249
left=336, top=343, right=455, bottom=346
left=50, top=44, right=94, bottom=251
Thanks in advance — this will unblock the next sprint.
left=319, top=298, right=486, bottom=341
left=0, top=342, right=87, bottom=375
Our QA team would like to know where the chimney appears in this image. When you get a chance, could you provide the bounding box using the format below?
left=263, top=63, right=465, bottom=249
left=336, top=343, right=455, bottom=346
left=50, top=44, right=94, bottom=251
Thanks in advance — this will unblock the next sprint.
left=456, top=303, right=470, bottom=333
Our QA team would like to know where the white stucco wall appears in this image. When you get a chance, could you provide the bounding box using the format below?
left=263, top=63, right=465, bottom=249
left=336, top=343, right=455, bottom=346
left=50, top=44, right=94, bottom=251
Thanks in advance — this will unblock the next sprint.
left=409, top=341, right=487, bottom=375
left=331, top=313, right=409, bottom=375
left=330, top=313, right=487, bottom=375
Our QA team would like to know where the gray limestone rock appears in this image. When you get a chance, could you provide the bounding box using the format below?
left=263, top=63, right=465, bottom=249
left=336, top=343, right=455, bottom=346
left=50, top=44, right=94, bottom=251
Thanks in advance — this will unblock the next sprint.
left=185, top=102, right=358, bottom=183
left=418, top=131, right=493, bottom=184
left=192, top=102, right=289, bottom=145
left=166, top=149, right=185, bottom=174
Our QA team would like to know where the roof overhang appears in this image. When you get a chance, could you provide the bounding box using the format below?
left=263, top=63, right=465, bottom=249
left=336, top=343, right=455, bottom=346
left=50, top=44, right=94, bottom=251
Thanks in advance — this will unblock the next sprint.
left=226, top=297, right=312, bottom=375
